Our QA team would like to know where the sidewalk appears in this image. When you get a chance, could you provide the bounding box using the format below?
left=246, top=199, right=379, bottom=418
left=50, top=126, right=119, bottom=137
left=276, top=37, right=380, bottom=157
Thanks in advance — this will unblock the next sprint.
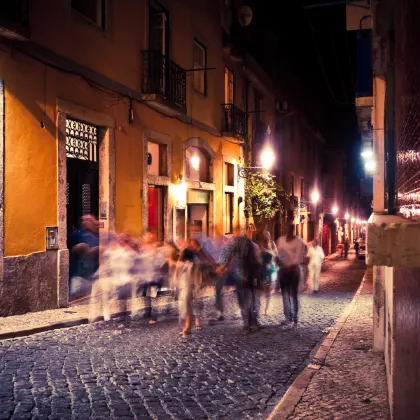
left=268, top=267, right=390, bottom=420
left=0, top=252, right=341, bottom=340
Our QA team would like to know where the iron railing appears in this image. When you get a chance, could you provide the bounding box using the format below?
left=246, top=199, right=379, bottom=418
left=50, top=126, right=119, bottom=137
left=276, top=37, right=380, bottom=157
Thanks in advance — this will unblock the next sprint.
left=141, top=50, right=186, bottom=110
left=222, top=104, right=246, bottom=139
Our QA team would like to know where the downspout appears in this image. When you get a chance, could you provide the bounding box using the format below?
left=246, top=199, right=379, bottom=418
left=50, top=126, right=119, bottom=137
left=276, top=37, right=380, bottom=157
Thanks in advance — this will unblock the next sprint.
left=244, top=77, right=250, bottom=230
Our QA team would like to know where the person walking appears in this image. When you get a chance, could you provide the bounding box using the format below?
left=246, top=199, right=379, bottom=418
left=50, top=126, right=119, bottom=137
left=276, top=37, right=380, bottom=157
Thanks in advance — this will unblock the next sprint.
left=308, top=239, right=325, bottom=294
left=354, top=240, right=360, bottom=258
left=344, top=238, right=349, bottom=259
left=217, top=228, right=260, bottom=334
left=276, top=220, right=307, bottom=327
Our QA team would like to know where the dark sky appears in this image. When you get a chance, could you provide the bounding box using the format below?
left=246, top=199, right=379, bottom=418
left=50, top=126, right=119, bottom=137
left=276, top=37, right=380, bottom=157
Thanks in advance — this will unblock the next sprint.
left=241, top=0, right=364, bottom=192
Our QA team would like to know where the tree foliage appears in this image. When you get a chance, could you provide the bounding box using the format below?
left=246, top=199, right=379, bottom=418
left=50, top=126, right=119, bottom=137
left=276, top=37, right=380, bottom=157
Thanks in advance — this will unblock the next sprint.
left=246, top=171, right=284, bottom=225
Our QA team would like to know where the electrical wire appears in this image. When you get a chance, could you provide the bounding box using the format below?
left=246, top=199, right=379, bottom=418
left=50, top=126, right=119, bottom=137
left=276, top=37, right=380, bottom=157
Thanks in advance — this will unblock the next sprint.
left=13, top=45, right=245, bottom=143
left=306, top=13, right=352, bottom=106
left=328, top=19, right=348, bottom=102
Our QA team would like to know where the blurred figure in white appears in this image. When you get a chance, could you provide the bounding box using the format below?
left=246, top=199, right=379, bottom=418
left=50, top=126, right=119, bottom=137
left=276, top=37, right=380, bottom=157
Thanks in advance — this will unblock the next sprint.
left=308, top=239, right=325, bottom=294
left=176, top=247, right=203, bottom=338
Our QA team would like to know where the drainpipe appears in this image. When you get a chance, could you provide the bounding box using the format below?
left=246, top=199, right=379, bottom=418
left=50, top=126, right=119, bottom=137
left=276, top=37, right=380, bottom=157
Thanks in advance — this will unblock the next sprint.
left=244, top=77, right=250, bottom=230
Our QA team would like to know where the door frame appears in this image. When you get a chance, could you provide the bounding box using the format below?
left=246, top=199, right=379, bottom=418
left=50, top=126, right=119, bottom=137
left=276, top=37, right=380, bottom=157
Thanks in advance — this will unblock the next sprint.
left=57, top=98, right=115, bottom=308
left=187, top=203, right=209, bottom=238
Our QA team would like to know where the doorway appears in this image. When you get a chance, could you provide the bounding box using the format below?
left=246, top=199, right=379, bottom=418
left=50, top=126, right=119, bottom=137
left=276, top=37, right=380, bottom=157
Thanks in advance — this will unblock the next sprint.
left=188, top=204, right=209, bottom=237
left=148, top=185, right=166, bottom=243
left=66, top=118, right=100, bottom=300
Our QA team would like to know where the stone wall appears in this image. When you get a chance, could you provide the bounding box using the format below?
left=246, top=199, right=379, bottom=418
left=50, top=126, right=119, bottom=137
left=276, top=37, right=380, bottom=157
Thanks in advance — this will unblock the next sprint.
left=0, top=251, right=58, bottom=316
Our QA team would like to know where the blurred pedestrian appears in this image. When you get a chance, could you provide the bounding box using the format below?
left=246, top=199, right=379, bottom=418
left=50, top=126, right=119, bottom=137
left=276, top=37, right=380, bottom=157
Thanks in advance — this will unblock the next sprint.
left=176, top=247, right=203, bottom=338
left=308, top=239, right=325, bottom=294
left=344, top=238, right=349, bottom=259
left=354, top=240, right=360, bottom=258
left=217, top=228, right=260, bottom=334
left=276, top=221, right=307, bottom=328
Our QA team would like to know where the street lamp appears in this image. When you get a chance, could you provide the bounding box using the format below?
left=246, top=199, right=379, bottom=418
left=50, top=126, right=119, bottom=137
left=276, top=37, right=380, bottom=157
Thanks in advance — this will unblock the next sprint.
left=332, top=205, right=338, bottom=216
left=351, top=217, right=355, bottom=223
left=260, top=146, right=275, bottom=169
left=345, top=213, right=349, bottom=220
left=311, top=190, right=320, bottom=204
left=238, top=125, right=275, bottom=179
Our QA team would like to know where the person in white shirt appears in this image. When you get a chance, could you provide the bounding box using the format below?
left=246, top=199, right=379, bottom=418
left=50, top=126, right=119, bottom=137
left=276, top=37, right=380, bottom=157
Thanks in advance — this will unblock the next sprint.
left=308, top=239, right=325, bottom=294
left=276, top=221, right=307, bottom=327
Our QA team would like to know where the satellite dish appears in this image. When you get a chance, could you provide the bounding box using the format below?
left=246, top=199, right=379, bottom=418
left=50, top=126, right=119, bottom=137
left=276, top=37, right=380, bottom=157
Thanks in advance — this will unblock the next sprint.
left=238, top=5, right=253, bottom=27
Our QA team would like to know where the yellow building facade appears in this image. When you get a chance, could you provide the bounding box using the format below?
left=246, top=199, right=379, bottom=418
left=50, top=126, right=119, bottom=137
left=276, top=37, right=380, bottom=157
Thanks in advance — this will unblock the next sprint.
left=0, top=0, right=279, bottom=315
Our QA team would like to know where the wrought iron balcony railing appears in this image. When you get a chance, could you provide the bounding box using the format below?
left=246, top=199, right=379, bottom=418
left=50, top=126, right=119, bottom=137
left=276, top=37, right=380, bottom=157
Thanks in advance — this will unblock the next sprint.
left=141, top=50, right=186, bottom=110
left=222, top=104, right=247, bottom=140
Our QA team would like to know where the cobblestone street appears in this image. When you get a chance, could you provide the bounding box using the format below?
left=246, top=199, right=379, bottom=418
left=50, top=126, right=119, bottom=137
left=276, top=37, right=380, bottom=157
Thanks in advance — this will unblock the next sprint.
left=0, top=255, right=366, bottom=420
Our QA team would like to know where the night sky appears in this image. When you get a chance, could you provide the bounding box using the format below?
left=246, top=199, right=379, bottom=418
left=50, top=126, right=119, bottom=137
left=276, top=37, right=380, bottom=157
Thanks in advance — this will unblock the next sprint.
left=242, top=0, right=364, bottom=196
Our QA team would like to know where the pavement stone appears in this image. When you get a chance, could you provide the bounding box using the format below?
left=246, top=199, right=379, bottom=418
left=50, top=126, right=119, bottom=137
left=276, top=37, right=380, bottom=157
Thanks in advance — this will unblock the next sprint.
left=288, top=269, right=390, bottom=420
left=0, top=254, right=365, bottom=419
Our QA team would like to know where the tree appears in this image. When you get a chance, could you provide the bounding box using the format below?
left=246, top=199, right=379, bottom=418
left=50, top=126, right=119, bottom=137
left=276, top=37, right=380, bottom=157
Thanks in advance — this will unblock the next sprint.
left=246, top=171, right=284, bottom=227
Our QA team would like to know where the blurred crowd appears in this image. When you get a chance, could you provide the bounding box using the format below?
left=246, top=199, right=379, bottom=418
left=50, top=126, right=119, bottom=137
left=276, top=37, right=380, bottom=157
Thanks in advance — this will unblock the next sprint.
left=69, top=215, right=331, bottom=337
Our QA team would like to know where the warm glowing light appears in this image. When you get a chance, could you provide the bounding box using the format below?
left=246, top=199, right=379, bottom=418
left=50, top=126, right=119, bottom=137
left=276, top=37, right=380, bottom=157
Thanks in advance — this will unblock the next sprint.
left=356, top=219, right=360, bottom=224
left=345, top=213, right=349, bottom=220
left=361, top=149, right=373, bottom=159
left=260, top=147, right=275, bottom=169
left=332, top=205, right=338, bottom=215
left=190, top=155, right=200, bottom=171
left=311, top=190, right=320, bottom=203
left=170, top=182, right=187, bottom=208
left=351, top=217, right=355, bottom=223
left=365, top=159, right=376, bottom=173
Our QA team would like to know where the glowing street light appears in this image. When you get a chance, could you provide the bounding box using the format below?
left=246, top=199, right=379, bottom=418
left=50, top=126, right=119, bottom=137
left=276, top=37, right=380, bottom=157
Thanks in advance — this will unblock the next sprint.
left=332, top=205, right=338, bottom=215
left=364, top=159, right=376, bottom=173
left=260, top=147, right=275, bottom=169
left=351, top=217, right=355, bottom=223
left=361, top=149, right=373, bottom=159
left=345, top=213, right=349, bottom=220
left=311, top=190, right=320, bottom=204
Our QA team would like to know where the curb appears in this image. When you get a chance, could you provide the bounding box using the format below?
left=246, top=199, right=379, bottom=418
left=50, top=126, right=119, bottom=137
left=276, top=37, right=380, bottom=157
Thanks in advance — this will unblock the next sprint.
left=267, top=268, right=369, bottom=420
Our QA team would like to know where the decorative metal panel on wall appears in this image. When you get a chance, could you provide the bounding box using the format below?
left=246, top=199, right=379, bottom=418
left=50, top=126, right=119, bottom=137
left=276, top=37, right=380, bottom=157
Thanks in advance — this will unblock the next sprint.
left=66, top=119, right=98, bottom=163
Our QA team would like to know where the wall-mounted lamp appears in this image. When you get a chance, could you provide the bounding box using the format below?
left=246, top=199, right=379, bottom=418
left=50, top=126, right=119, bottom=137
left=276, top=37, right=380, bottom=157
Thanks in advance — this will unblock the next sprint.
left=190, top=155, right=200, bottom=171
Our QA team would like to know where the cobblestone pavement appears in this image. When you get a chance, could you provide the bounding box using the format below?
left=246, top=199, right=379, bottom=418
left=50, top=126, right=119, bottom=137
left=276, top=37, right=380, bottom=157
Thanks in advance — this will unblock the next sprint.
left=0, top=255, right=365, bottom=420
left=290, top=271, right=390, bottom=420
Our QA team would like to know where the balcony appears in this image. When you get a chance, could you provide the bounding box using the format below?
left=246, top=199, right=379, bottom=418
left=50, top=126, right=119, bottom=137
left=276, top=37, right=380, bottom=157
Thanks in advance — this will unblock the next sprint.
left=0, top=0, right=30, bottom=41
left=141, top=51, right=186, bottom=116
left=221, top=104, right=246, bottom=143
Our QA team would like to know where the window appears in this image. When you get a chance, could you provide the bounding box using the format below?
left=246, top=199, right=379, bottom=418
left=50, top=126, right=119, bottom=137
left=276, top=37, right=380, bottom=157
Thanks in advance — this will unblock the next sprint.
left=300, top=178, right=304, bottom=198
left=193, top=40, right=206, bottom=95
left=72, top=0, right=106, bottom=30
left=224, top=67, right=234, bottom=104
left=224, top=192, right=234, bottom=234
left=147, top=142, right=167, bottom=176
left=186, top=147, right=211, bottom=182
left=225, top=162, right=234, bottom=186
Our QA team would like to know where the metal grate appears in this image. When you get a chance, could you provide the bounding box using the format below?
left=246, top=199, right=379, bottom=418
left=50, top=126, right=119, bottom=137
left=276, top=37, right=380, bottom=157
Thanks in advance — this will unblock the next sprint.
left=141, top=50, right=187, bottom=109
left=66, top=119, right=98, bottom=162
left=222, top=104, right=247, bottom=139
left=395, top=0, right=420, bottom=219
left=82, top=184, right=91, bottom=215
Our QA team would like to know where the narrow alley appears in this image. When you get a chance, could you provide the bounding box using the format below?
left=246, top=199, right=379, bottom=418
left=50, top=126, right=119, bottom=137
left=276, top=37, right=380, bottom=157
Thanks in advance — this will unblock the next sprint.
left=0, top=255, right=366, bottom=420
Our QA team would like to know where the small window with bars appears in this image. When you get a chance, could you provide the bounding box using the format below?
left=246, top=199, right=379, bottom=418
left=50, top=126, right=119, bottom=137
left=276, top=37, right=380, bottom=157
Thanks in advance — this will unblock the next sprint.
left=193, top=40, right=206, bottom=95
left=66, top=118, right=98, bottom=163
